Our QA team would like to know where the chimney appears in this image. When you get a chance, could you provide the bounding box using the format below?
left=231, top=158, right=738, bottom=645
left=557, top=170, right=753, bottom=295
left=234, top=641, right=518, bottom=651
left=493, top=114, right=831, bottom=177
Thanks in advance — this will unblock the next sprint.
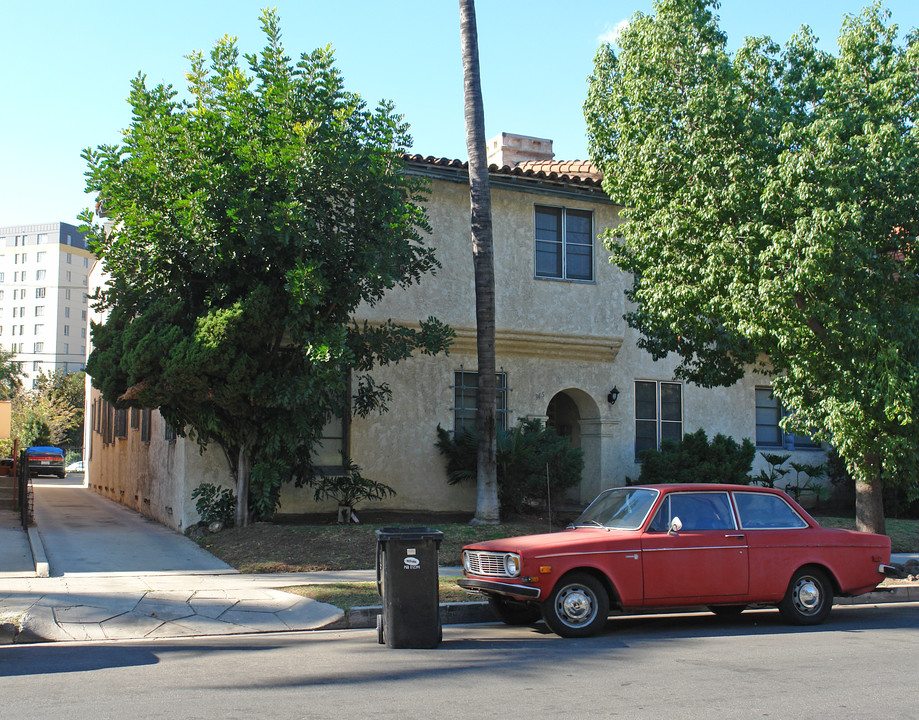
left=485, top=132, right=554, bottom=168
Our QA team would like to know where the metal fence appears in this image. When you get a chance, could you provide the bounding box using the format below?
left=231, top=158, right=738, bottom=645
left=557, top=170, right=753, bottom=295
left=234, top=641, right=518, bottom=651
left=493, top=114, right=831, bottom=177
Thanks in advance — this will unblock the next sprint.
left=17, top=450, right=33, bottom=528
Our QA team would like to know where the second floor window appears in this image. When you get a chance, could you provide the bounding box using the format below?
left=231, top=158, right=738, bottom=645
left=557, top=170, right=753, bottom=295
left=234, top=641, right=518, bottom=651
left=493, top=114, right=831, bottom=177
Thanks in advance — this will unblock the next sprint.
left=535, top=205, right=593, bottom=281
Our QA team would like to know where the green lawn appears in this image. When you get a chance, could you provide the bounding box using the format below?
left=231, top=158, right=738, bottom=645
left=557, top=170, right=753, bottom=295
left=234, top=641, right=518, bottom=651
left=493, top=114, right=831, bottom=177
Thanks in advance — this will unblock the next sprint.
left=813, top=516, right=919, bottom=553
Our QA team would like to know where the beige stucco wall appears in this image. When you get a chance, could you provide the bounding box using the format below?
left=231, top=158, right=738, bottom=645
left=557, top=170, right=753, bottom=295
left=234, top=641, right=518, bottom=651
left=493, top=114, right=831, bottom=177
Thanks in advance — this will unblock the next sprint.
left=86, top=164, right=828, bottom=526
left=279, top=168, right=828, bottom=513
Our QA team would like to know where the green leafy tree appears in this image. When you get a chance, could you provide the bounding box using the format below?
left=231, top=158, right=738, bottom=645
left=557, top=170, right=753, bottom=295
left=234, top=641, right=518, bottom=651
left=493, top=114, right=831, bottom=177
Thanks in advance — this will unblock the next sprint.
left=10, top=375, right=82, bottom=450
left=33, top=370, right=85, bottom=452
left=585, top=0, right=919, bottom=533
left=81, top=10, right=452, bottom=526
left=0, top=348, right=23, bottom=400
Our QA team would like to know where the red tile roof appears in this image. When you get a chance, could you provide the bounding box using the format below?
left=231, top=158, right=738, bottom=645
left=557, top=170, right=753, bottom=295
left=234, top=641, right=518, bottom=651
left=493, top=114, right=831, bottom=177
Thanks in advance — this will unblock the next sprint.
left=403, top=154, right=605, bottom=188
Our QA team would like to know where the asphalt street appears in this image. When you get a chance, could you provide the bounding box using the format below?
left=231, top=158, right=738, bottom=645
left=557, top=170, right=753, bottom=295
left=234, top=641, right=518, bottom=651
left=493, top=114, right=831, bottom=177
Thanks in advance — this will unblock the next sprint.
left=1, top=603, right=918, bottom=720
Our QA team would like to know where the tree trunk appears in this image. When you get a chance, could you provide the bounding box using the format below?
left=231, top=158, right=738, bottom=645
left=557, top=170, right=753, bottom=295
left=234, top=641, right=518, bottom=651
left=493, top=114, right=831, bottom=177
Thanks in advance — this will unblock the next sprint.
left=460, top=0, right=499, bottom=525
left=855, top=453, right=885, bottom=535
left=235, top=445, right=250, bottom=528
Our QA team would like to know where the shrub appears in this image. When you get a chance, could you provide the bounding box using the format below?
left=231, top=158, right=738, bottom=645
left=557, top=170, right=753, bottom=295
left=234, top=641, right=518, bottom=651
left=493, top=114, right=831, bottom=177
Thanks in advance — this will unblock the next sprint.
left=191, top=483, right=236, bottom=526
left=435, top=418, right=584, bottom=515
left=312, top=456, right=396, bottom=511
left=635, top=428, right=754, bottom=485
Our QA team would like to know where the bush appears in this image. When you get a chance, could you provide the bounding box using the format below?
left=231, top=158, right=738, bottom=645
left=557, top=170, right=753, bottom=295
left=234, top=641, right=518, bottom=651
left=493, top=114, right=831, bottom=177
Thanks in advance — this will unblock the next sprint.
left=435, top=418, right=584, bottom=515
left=634, top=428, right=754, bottom=485
left=191, top=483, right=236, bottom=526
left=312, top=456, right=396, bottom=510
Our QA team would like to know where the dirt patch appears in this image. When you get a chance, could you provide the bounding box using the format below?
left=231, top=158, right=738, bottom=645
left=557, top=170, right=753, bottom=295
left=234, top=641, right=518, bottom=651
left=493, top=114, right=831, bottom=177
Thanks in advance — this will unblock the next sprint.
left=197, top=516, right=563, bottom=573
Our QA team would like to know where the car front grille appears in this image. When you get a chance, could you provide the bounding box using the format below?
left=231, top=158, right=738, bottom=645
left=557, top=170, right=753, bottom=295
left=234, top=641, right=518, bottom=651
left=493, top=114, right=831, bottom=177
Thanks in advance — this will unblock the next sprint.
left=464, top=551, right=511, bottom=577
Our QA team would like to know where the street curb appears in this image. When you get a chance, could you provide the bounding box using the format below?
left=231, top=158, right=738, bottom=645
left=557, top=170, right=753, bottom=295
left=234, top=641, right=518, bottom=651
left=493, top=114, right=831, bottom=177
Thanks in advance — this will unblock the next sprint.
left=344, top=601, right=492, bottom=629
left=27, top=526, right=50, bottom=578
left=835, top=585, right=918, bottom=605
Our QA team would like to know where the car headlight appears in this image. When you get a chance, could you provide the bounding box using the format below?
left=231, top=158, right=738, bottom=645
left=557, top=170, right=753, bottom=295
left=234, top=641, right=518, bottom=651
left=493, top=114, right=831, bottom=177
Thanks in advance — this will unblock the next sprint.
left=462, top=550, right=472, bottom=573
left=504, top=553, right=521, bottom=577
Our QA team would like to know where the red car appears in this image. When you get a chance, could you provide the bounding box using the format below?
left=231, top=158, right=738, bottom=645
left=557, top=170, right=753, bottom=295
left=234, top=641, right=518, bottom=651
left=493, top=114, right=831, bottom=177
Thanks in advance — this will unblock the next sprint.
left=458, top=484, right=894, bottom=638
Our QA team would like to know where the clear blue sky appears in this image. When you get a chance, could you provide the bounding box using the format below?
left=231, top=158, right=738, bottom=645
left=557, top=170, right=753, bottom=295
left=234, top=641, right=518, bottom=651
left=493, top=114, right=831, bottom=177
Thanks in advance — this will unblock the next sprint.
left=2, top=0, right=918, bottom=228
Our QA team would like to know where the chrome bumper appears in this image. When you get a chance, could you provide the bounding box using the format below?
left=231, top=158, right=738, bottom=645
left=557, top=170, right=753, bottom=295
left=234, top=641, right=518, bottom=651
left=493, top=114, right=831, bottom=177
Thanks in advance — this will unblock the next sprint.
left=457, top=577, right=541, bottom=600
left=879, top=564, right=903, bottom=578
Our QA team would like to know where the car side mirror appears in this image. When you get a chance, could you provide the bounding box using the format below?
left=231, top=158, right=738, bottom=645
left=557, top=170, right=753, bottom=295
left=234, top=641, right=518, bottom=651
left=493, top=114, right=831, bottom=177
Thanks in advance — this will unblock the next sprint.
left=668, top=517, right=683, bottom=535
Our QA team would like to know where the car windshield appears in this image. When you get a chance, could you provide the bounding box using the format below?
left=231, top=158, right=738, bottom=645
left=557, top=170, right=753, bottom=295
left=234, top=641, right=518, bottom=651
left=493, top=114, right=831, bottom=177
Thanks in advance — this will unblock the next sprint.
left=572, top=487, right=659, bottom=530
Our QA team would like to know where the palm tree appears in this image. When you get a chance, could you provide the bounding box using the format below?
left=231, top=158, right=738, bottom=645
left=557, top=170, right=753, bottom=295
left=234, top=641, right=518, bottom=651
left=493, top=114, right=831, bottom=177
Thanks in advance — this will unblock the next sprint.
left=459, top=0, right=499, bottom=524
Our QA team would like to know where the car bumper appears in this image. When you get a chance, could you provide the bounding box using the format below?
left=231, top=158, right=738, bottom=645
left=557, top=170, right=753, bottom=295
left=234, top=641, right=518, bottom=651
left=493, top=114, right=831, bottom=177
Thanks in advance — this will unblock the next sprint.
left=457, top=577, right=541, bottom=600
left=880, top=564, right=905, bottom=578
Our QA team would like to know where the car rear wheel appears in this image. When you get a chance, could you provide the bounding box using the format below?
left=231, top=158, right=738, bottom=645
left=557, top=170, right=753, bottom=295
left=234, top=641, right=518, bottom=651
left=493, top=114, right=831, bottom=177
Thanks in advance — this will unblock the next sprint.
left=541, top=572, right=609, bottom=638
left=778, top=568, right=833, bottom=625
left=487, top=596, right=542, bottom=626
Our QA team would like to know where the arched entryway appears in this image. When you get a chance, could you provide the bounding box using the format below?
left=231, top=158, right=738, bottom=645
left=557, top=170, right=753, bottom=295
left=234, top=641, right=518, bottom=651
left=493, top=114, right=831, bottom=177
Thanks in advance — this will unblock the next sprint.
left=545, top=388, right=603, bottom=505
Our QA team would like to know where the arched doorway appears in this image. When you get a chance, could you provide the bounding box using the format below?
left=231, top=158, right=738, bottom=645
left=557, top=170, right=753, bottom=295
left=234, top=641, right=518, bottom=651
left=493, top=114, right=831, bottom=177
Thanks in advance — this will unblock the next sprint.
left=545, top=389, right=602, bottom=505
left=546, top=392, right=581, bottom=449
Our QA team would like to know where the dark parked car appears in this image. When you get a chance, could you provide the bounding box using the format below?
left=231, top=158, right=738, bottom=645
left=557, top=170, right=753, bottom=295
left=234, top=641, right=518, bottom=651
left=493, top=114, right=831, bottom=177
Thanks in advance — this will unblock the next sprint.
left=459, top=484, right=894, bottom=637
left=26, top=446, right=66, bottom=479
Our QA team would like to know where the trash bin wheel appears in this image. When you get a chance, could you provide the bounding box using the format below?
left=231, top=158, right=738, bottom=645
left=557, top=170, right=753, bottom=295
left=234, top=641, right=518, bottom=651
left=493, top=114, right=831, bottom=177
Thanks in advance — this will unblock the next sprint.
left=377, top=614, right=385, bottom=645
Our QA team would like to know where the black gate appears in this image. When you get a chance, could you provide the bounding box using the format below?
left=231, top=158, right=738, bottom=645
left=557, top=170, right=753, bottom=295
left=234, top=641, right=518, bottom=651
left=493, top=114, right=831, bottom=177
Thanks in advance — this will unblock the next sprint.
left=17, top=449, right=32, bottom=528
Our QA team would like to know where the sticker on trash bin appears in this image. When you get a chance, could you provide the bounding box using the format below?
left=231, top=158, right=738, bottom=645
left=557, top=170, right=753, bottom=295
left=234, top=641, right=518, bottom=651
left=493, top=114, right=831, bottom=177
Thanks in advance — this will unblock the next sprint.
left=404, top=551, right=421, bottom=570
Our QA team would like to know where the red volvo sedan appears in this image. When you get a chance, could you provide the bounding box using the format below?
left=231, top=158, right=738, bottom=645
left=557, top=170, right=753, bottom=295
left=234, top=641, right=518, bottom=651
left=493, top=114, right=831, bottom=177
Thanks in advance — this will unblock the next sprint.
left=459, top=484, right=894, bottom=637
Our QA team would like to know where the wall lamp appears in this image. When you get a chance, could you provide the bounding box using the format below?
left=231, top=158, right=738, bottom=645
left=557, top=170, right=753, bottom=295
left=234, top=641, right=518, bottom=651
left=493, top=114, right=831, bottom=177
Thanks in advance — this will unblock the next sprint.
left=607, top=386, right=620, bottom=405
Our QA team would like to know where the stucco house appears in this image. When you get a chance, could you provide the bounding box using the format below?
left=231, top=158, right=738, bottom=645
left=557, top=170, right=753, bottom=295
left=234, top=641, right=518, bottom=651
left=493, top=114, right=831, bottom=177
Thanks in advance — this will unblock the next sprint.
left=84, top=133, right=828, bottom=531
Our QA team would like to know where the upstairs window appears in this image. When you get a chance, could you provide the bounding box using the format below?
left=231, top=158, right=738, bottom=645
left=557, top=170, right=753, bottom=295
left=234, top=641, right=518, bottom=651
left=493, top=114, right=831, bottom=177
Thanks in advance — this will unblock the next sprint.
left=535, top=205, right=593, bottom=281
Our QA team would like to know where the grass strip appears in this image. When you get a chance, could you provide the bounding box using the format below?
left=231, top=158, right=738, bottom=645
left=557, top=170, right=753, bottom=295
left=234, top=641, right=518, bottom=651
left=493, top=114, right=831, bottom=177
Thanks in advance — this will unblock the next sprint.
left=283, top=577, right=472, bottom=612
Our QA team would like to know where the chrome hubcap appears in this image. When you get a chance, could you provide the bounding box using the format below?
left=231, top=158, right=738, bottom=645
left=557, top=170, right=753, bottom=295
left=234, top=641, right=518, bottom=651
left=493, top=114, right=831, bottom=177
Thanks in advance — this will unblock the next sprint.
left=557, top=586, right=596, bottom=626
left=794, top=577, right=821, bottom=614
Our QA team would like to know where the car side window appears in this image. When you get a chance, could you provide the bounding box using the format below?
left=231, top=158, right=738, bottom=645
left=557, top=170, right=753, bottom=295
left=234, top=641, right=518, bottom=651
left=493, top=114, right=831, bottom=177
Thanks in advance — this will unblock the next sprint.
left=648, top=492, right=736, bottom=531
left=734, top=492, right=808, bottom=529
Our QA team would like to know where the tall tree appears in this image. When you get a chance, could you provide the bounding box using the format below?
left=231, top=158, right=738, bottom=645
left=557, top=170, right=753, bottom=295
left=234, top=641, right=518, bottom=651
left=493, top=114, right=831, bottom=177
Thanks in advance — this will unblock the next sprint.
left=81, top=10, right=452, bottom=526
left=0, top=348, right=23, bottom=400
left=585, top=0, right=919, bottom=533
left=459, top=0, right=500, bottom=524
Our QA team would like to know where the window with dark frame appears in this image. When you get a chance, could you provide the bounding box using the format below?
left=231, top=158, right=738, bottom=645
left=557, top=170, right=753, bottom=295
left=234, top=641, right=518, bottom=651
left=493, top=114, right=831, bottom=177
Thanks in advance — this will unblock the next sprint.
left=635, top=380, right=683, bottom=459
left=313, top=413, right=347, bottom=470
left=140, top=409, right=151, bottom=443
left=755, top=387, right=820, bottom=450
left=454, top=370, right=509, bottom=436
left=114, top=408, right=128, bottom=439
left=535, top=205, right=593, bottom=281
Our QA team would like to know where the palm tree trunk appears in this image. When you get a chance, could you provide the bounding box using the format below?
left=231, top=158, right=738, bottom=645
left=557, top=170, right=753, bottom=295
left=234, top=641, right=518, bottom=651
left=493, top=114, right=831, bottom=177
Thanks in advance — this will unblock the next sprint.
left=460, top=0, right=499, bottom=524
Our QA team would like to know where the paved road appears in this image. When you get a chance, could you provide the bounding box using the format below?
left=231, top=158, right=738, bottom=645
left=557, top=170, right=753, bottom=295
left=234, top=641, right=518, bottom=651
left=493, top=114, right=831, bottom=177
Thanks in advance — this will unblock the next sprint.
left=1, top=603, right=917, bottom=719
left=31, top=480, right=233, bottom=576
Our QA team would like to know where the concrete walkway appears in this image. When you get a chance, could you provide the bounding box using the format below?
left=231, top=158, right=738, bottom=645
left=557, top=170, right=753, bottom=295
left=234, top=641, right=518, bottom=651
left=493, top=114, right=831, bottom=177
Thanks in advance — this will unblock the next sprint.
left=1, top=480, right=918, bottom=644
left=0, top=481, right=474, bottom=643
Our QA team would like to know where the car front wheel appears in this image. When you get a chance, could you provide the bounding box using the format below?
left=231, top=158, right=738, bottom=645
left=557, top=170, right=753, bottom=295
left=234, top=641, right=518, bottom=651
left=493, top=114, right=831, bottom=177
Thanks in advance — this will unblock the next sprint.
left=778, top=568, right=833, bottom=625
left=541, top=572, right=609, bottom=638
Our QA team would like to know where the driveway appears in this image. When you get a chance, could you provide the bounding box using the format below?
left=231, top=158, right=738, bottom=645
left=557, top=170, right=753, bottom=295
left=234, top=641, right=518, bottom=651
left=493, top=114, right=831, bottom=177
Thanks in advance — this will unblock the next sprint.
left=31, top=478, right=234, bottom=577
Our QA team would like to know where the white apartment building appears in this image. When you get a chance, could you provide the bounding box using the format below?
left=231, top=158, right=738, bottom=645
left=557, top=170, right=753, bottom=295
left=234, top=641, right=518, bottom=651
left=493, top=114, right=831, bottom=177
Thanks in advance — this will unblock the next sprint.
left=0, top=222, right=95, bottom=386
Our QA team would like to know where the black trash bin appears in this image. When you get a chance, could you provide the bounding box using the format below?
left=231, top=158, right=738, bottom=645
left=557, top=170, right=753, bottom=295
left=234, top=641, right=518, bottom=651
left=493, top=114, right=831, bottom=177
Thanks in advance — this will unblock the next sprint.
left=376, top=526, right=444, bottom=648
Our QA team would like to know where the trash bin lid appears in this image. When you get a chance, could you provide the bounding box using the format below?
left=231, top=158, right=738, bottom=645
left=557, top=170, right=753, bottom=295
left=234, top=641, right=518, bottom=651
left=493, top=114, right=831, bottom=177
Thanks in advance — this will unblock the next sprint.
left=376, top=526, right=444, bottom=542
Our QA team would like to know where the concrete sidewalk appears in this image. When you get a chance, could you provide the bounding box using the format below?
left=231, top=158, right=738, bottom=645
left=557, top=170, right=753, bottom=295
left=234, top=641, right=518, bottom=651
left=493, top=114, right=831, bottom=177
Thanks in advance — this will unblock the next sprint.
left=0, top=492, right=477, bottom=644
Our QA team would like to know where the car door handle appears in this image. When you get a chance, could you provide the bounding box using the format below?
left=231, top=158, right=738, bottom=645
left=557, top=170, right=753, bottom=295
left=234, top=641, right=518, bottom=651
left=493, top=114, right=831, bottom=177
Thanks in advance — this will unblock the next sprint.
left=724, top=534, right=745, bottom=539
